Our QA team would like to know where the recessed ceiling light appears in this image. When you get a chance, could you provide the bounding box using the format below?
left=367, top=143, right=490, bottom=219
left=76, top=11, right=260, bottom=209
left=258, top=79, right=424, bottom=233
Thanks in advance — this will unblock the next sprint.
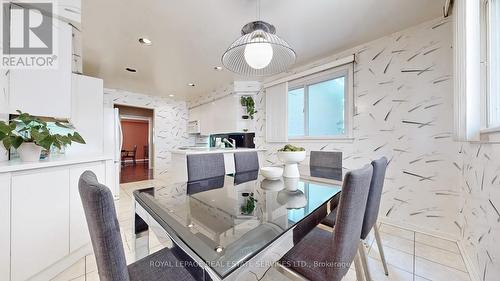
left=138, top=37, right=152, bottom=45
left=187, top=83, right=195, bottom=87
left=214, top=66, right=223, bottom=71
left=169, top=94, right=175, bottom=97
left=125, top=67, right=137, bottom=73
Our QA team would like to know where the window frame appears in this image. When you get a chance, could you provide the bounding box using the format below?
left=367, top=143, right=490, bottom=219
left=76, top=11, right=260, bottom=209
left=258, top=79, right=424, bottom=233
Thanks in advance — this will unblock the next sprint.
left=482, top=0, right=500, bottom=133
left=287, top=64, right=354, bottom=141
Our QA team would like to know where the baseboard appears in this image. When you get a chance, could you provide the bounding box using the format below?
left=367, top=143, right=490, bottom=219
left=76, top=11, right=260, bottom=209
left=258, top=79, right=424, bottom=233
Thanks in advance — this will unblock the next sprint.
left=122, top=159, right=149, bottom=163
left=378, top=217, right=458, bottom=242
left=457, top=240, right=481, bottom=281
left=379, top=217, right=479, bottom=281
left=28, top=243, right=92, bottom=281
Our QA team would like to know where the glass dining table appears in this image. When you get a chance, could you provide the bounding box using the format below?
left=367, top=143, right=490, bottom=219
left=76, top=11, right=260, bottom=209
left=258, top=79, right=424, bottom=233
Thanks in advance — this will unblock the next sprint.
left=133, top=166, right=342, bottom=281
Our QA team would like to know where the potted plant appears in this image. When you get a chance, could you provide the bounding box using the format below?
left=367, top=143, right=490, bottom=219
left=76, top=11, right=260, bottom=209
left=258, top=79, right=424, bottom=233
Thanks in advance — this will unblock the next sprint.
left=0, top=110, right=85, bottom=162
left=240, top=96, right=257, bottom=120
left=240, top=192, right=258, bottom=215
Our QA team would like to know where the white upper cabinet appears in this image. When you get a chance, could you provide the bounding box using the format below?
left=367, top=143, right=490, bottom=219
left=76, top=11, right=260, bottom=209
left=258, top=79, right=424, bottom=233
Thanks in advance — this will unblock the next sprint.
left=8, top=19, right=72, bottom=118
left=191, top=94, right=255, bottom=135
left=13, top=0, right=81, bottom=24
left=69, top=74, right=104, bottom=156
left=58, top=0, right=81, bottom=24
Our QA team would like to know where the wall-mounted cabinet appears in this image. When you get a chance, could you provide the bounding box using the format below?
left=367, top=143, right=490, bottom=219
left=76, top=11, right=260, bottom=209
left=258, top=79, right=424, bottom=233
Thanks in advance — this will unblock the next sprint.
left=13, top=0, right=81, bottom=25
left=7, top=19, right=72, bottom=118
left=189, top=94, right=256, bottom=135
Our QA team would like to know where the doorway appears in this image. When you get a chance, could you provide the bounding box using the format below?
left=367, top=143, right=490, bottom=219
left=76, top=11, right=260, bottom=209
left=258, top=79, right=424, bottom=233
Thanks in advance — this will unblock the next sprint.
left=114, top=104, right=154, bottom=183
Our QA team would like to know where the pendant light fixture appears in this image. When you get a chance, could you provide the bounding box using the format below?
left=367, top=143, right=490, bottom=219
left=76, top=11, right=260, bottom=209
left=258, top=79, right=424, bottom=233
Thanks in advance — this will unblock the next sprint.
left=222, top=0, right=296, bottom=76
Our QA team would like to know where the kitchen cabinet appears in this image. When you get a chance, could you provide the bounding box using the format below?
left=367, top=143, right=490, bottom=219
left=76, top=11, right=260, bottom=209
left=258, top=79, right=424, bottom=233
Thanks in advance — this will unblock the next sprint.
left=0, top=70, right=8, bottom=114
left=190, top=94, right=254, bottom=135
left=8, top=19, right=72, bottom=118
left=0, top=174, right=10, bottom=281
left=13, top=0, right=81, bottom=24
left=0, top=157, right=113, bottom=281
left=69, top=74, right=104, bottom=156
left=69, top=163, right=105, bottom=252
left=10, top=168, right=70, bottom=281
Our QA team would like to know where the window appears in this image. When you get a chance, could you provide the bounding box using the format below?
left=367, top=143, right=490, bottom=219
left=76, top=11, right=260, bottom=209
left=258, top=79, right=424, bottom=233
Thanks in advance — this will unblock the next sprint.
left=487, top=0, right=500, bottom=128
left=287, top=66, right=352, bottom=139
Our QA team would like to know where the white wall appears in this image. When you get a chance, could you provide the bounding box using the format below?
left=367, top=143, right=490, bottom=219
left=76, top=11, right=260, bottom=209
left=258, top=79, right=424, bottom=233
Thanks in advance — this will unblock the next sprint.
left=104, top=88, right=194, bottom=177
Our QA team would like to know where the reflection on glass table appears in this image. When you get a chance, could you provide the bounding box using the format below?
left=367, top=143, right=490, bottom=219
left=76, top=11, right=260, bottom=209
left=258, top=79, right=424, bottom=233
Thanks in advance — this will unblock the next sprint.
left=134, top=172, right=341, bottom=279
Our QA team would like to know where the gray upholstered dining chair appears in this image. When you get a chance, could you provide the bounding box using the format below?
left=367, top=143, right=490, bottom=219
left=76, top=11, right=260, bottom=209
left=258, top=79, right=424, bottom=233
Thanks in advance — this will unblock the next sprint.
left=310, top=151, right=342, bottom=169
left=78, top=171, right=197, bottom=281
left=322, top=157, right=389, bottom=280
left=234, top=151, right=260, bottom=173
left=186, top=153, right=225, bottom=182
left=278, top=164, right=373, bottom=281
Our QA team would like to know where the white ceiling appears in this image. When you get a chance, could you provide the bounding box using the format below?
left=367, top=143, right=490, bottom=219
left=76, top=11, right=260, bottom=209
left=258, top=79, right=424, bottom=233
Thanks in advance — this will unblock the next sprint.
left=82, top=0, right=444, bottom=100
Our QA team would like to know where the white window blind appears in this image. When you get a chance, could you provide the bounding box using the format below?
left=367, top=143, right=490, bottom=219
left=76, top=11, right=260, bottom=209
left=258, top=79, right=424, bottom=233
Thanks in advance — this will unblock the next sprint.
left=265, top=82, right=288, bottom=143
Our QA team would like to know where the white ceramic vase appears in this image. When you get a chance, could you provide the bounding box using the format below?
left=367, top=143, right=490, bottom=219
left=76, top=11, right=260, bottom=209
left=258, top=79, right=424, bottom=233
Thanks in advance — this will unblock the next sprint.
left=277, top=151, right=306, bottom=178
left=17, top=142, right=42, bottom=162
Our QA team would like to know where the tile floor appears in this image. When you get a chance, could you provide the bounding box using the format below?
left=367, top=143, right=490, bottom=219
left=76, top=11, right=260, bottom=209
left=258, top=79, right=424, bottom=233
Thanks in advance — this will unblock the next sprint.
left=51, top=179, right=473, bottom=281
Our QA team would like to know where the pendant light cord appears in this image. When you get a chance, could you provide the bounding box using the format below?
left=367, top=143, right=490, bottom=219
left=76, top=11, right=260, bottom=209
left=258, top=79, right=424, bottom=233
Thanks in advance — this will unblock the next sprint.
left=256, top=0, right=261, bottom=20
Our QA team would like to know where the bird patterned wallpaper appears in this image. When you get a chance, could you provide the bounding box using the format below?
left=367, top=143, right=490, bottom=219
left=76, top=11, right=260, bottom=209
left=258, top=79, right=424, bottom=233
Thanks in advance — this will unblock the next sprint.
left=103, top=88, right=195, bottom=177
left=189, top=17, right=500, bottom=280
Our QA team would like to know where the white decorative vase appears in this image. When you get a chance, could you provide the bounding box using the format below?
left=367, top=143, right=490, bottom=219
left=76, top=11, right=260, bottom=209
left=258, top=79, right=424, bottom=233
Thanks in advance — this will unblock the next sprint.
left=17, top=142, right=42, bottom=162
left=277, top=151, right=306, bottom=178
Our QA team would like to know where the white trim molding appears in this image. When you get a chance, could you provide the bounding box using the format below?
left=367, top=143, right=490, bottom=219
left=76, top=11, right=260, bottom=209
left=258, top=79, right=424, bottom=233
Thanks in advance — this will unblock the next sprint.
left=263, top=55, right=355, bottom=89
left=453, top=0, right=482, bottom=141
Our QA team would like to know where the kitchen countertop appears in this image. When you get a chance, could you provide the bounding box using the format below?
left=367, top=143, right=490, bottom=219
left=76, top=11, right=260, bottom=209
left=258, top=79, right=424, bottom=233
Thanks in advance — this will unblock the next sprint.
left=0, top=155, right=114, bottom=173
left=171, top=147, right=266, bottom=155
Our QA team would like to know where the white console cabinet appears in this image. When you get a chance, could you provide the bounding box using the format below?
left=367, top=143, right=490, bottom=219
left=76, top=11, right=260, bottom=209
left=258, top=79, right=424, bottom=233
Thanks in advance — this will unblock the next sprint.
left=0, top=157, right=113, bottom=281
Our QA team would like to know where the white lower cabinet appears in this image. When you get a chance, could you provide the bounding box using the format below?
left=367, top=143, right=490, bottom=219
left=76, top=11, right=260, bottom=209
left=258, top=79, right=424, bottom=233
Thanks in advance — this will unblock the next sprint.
left=2, top=159, right=109, bottom=281
left=10, top=168, right=70, bottom=281
left=0, top=174, right=11, bottom=281
left=69, top=163, right=105, bottom=252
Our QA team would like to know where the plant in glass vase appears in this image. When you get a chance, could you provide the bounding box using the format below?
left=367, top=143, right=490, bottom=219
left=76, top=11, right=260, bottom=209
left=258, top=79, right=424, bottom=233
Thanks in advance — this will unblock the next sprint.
left=0, top=110, right=85, bottom=162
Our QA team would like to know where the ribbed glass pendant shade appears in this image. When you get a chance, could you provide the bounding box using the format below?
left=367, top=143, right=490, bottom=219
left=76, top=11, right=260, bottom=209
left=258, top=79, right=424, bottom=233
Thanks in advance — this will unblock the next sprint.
left=222, top=21, right=296, bottom=77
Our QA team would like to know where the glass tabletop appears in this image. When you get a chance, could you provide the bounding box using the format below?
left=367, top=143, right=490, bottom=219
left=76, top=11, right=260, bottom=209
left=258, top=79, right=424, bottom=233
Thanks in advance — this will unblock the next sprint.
left=133, top=167, right=342, bottom=278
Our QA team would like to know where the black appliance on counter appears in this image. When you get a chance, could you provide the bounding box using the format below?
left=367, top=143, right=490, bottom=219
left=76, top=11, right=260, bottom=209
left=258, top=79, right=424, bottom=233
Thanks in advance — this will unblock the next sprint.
left=209, top=133, right=255, bottom=148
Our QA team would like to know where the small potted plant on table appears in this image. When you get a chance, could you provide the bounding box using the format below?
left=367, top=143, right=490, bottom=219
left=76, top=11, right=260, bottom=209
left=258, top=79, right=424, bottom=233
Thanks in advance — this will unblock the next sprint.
left=0, top=110, right=85, bottom=162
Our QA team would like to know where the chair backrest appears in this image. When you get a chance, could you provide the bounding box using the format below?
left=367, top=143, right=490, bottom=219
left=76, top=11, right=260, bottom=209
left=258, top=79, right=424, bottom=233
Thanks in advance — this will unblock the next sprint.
left=361, top=157, right=388, bottom=239
left=234, top=151, right=259, bottom=173
left=187, top=153, right=225, bottom=182
left=328, top=164, right=373, bottom=281
left=310, top=151, right=342, bottom=169
left=79, top=171, right=130, bottom=281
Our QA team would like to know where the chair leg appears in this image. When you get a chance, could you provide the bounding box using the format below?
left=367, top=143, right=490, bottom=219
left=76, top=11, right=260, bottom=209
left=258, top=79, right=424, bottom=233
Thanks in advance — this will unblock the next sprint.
left=358, top=241, right=372, bottom=281
left=373, top=225, right=389, bottom=276
left=354, top=252, right=366, bottom=281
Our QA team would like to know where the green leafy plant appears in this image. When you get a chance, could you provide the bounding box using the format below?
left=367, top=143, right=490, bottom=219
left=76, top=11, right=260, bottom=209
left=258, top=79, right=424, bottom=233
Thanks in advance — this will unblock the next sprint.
left=240, top=96, right=257, bottom=120
left=0, top=110, right=85, bottom=151
left=278, top=144, right=305, bottom=152
left=241, top=193, right=258, bottom=215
